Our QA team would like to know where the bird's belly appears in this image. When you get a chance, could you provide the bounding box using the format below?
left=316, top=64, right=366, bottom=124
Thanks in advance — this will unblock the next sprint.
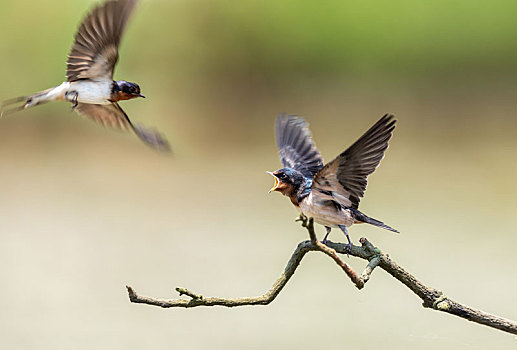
left=299, top=195, right=354, bottom=227
left=69, top=80, right=112, bottom=105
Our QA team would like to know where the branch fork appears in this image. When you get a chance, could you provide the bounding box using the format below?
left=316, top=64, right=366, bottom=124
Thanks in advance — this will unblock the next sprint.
left=126, top=215, right=517, bottom=335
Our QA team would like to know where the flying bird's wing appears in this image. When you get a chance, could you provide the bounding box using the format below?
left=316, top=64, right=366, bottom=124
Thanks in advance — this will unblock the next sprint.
left=313, top=114, right=396, bottom=209
left=76, top=103, right=170, bottom=152
left=276, top=114, right=324, bottom=178
left=76, top=103, right=130, bottom=129
left=66, top=0, right=137, bottom=82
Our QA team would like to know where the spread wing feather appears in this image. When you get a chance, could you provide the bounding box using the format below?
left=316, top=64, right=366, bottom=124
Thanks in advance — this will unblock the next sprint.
left=66, top=0, right=137, bottom=82
left=313, top=114, right=396, bottom=209
left=275, top=114, right=324, bottom=178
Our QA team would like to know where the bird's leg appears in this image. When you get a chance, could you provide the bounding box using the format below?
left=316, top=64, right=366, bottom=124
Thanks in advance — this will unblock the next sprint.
left=322, top=226, right=331, bottom=244
left=338, top=224, right=352, bottom=253
left=66, top=91, right=79, bottom=110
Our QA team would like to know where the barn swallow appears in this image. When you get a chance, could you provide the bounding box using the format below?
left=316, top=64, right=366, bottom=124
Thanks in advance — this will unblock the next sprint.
left=1, top=0, right=170, bottom=152
left=268, top=114, right=398, bottom=250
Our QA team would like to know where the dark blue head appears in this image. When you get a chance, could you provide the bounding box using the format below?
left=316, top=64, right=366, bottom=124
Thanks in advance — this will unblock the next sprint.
left=267, top=167, right=305, bottom=196
left=114, top=80, right=145, bottom=100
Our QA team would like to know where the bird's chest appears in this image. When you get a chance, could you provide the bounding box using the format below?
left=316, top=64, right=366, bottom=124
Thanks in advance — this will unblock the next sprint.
left=298, top=192, right=353, bottom=227
left=69, top=80, right=112, bottom=105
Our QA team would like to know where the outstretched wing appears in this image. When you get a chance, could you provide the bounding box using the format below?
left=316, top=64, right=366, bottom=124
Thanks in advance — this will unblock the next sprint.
left=76, top=103, right=131, bottom=129
left=66, top=0, right=137, bottom=82
left=275, top=114, right=324, bottom=178
left=76, top=103, right=171, bottom=152
left=313, top=114, right=396, bottom=209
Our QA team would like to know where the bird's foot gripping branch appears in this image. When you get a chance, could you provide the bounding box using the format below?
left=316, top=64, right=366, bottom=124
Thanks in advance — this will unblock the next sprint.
left=126, top=214, right=517, bottom=335
left=294, top=214, right=381, bottom=289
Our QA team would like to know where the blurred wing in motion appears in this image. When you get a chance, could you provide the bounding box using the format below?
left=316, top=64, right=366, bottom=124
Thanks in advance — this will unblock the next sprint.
left=76, top=103, right=171, bottom=152
left=276, top=114, right=324, bottom=178
left=132, top=124, right=171, bottom=153
left=66, top=0, right=137, bottom=82
left=313, top=114, right=396, bottom=208
left=76, top=102, right=131, bottom=129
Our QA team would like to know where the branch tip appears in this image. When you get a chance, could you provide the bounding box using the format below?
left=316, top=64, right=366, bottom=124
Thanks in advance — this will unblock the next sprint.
left=126, top=285, right=138, bottom=302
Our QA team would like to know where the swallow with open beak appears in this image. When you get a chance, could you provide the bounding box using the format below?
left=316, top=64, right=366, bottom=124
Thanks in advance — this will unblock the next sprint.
left=268, top=114, right=398, bottom=250
left=1, top=0, right=170, bottom=152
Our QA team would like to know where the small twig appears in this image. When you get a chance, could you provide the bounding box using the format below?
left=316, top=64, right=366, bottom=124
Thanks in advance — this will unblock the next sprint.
left=126, top=218, right=517, bottom=335
left=176, top=287, right=203, bottom=300
left=361, top=255, right=381, bottom=283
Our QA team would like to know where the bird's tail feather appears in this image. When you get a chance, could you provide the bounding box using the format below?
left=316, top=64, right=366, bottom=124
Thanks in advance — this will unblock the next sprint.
left=1, top=88, right=54, bottom=117
left=350, top=208, right=399, bottom=233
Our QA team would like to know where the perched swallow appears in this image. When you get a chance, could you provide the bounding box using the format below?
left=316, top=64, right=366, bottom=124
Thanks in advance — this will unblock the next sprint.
left=268, top=114, right=398, bottom=250
left=1, top=0, right=170, bottom=152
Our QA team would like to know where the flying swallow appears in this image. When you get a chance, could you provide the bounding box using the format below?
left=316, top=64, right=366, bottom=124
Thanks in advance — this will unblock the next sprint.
left=268, top=114, right=398, bottom=250
left=1, top=0, right=170, bottom=152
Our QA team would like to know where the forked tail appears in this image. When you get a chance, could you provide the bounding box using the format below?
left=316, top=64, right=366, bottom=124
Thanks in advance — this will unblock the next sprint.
left=350, top=208, right=399, bottom=233
left=1, top=87, right=55, bottom=117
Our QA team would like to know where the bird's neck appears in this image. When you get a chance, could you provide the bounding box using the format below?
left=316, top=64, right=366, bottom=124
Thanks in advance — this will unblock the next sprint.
left=289, top=178, right=312, bottom=206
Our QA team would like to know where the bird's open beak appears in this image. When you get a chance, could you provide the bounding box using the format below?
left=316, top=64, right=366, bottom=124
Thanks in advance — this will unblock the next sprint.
left=266, top=171, right=279, bottom=193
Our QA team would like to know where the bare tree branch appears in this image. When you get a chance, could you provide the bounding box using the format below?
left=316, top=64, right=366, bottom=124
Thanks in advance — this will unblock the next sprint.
left=126, top=215, right=517, bottom=335
left=296, top=215, right=364, bottom=288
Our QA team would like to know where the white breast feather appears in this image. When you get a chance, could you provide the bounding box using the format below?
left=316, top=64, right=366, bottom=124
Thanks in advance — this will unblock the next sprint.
left=299, top=191, right=354, bottom=227
left=70, top=80, right=112, bottom=105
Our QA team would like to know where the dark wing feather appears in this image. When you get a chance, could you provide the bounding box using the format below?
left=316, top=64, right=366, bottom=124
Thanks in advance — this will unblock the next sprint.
left=313, top=114, right=396, bottom=208
left=276, top=114, right=324, bottom=178
left=76, top=103, right=171, bottom=152
left=76, top=103, right=131, bottom=130
left=66, top=0, right=137, bottom=82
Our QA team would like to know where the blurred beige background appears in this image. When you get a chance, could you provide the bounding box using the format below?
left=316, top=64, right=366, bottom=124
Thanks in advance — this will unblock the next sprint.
left=0, top=0, right=516, bottom=349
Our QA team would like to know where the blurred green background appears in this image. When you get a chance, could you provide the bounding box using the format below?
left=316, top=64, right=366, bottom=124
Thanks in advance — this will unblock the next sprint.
left=0, top=0, right=516, bottom=349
